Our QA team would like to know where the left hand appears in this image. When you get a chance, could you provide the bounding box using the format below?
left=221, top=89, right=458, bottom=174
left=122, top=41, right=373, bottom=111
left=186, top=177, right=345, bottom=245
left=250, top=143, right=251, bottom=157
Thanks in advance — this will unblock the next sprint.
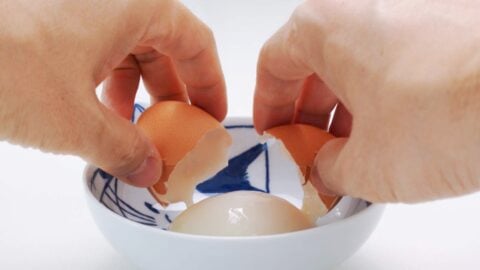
left=0, top=0, right=226, bottom=187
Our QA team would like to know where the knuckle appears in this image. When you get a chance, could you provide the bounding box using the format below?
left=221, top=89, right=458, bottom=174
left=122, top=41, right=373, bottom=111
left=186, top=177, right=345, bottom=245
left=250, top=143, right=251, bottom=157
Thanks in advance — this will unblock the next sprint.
left=134, top=50, right=166, bottom=64
left=437, top=162, right=479, bottom=197
left=109, top=129, right=145, bottom=176
left=202, top=26, right=215, bottom=42
left=153, top=92, right=186, bottom=101
left=255, top=85, right=298, bottom=109
left=88, top=108, right=147, bottom=176
left=258, top=23, right=312, bottom=84
left=334, top=141, right=404, bottom=203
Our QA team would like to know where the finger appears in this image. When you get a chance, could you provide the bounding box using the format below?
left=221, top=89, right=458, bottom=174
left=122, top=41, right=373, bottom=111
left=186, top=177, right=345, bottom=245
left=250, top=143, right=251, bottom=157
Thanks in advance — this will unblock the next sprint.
left=310, top=138, right=348, bottom=197
left=253, top=14, right=314, bottom=133
left=101, top=55, right=141, bottom=119
left=80, top=99, right=163, bottom=188
left=294, top=75, right=338, bottom=129
left=133, top=48, right=188, bottom=104
left=144, top=1, right=227, bottom=121
left=329, top=103, right=353, bottom=137
left=312, top=136, right=385, bottom=202
left=312, top=136, right=402, bottom=203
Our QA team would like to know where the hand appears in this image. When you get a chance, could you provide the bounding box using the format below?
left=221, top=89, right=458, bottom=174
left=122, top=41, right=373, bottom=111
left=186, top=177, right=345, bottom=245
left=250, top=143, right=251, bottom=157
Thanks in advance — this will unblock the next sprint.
left=254, top=0, right=480, bottom=202
left=0, top=0, right=226, bottom=187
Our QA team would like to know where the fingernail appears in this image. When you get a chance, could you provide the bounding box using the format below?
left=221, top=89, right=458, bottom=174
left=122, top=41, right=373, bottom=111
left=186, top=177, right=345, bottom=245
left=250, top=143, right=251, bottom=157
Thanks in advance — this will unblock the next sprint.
left=310, top=159, right=336, bottom=197
left=126, top=155, right=163, bottom=187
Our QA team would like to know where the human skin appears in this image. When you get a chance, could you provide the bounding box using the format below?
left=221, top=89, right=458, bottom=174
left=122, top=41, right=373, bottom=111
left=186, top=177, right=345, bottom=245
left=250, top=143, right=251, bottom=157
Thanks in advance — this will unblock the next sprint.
left=0, top=0, right=226, bottom=187
left=254, top=0, right=480, bottom=202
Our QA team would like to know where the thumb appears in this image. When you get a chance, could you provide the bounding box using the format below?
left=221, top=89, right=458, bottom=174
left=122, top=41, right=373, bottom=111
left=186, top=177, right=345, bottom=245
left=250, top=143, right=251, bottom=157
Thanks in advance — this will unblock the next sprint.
left=79, top=105, right=162, bottom=187
left=311, top=138, right=348, bottom=197
left=311, top=137, right=393, bottom=203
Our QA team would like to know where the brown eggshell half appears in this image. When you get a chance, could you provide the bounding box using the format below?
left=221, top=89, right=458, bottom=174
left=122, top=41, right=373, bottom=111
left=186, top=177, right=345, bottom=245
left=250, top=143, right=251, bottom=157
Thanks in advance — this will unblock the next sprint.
left=137, top=101, right=232, bottom=206
left=265, top=124, right=340, bottom=222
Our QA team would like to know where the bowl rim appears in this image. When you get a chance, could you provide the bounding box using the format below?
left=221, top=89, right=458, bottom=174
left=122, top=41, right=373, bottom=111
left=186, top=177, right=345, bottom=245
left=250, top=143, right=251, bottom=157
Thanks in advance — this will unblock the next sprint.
left=84, top=115, right=386, bottom=241
left=84, top=169, right=385, bottom=242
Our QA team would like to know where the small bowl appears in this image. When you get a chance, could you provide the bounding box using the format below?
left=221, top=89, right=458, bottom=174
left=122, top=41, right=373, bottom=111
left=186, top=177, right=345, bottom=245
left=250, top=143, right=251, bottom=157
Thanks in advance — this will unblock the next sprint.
left=84, top=104, right=385, bottom=270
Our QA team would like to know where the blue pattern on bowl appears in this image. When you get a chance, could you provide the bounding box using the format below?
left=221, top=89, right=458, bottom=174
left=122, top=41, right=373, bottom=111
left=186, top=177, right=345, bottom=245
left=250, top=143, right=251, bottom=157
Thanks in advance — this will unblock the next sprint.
left=89, top=169, right=158, bottom=226
left=196, top=142, right=269, bottom=193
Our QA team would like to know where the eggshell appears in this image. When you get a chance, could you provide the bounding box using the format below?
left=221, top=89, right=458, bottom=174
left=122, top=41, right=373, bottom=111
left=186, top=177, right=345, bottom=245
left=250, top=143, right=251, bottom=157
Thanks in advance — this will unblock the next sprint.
left=170, top=191, right=314, bottom=236
left=137, top=101, right=232, bottom=206
left=264, top=124, right=340, bottom=221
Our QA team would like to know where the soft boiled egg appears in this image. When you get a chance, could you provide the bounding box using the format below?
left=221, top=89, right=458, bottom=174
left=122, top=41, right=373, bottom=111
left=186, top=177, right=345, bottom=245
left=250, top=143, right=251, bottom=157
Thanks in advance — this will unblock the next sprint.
left=170, top=191, right=314, bottom=236
left=137, top=101, right=232, bottom=206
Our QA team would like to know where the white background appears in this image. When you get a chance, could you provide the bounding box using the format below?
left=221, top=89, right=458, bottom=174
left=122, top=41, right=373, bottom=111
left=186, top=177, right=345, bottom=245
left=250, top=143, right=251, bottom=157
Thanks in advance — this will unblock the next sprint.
left=1, top=0, right=479, bottom=269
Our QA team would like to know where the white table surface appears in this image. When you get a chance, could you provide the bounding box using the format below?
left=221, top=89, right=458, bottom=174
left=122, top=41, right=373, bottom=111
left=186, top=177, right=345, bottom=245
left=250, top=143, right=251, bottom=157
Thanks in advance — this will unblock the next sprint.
left=2, top=1, right=480, bottom=268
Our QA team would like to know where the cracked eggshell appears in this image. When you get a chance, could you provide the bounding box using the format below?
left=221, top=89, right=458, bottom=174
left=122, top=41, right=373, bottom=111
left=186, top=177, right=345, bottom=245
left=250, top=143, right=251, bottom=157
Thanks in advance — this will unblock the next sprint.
left=136, top=101, right=232, bottom=206
left=169, top=191, right=314, bottom=236
left=264, top=124, right=340, bottom=220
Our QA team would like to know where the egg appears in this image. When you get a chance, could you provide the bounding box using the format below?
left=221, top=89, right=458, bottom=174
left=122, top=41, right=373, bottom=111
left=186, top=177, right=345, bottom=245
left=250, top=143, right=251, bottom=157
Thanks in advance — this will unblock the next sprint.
left=137, top=101, right=232, bottom=206
left=265, top=124, right=340, bottom=222
left=170, top=191, right=314, bottom=236
left=138, top=104, right=337, bottom=234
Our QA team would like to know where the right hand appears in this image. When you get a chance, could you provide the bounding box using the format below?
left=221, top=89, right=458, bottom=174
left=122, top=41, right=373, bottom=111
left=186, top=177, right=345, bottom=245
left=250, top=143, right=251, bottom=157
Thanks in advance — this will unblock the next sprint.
left=254, top=0, right=480, bottom=203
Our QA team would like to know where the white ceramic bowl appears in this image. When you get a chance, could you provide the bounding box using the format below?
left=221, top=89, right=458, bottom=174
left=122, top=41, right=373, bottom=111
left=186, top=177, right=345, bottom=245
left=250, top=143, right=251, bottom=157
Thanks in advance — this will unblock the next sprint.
left=84, top=104, right=385, bottom=270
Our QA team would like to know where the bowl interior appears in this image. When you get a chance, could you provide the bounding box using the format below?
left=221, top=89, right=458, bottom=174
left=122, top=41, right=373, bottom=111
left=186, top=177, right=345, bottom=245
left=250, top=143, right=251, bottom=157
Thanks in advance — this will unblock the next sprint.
left=86, top=104, right=371, bottom=230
